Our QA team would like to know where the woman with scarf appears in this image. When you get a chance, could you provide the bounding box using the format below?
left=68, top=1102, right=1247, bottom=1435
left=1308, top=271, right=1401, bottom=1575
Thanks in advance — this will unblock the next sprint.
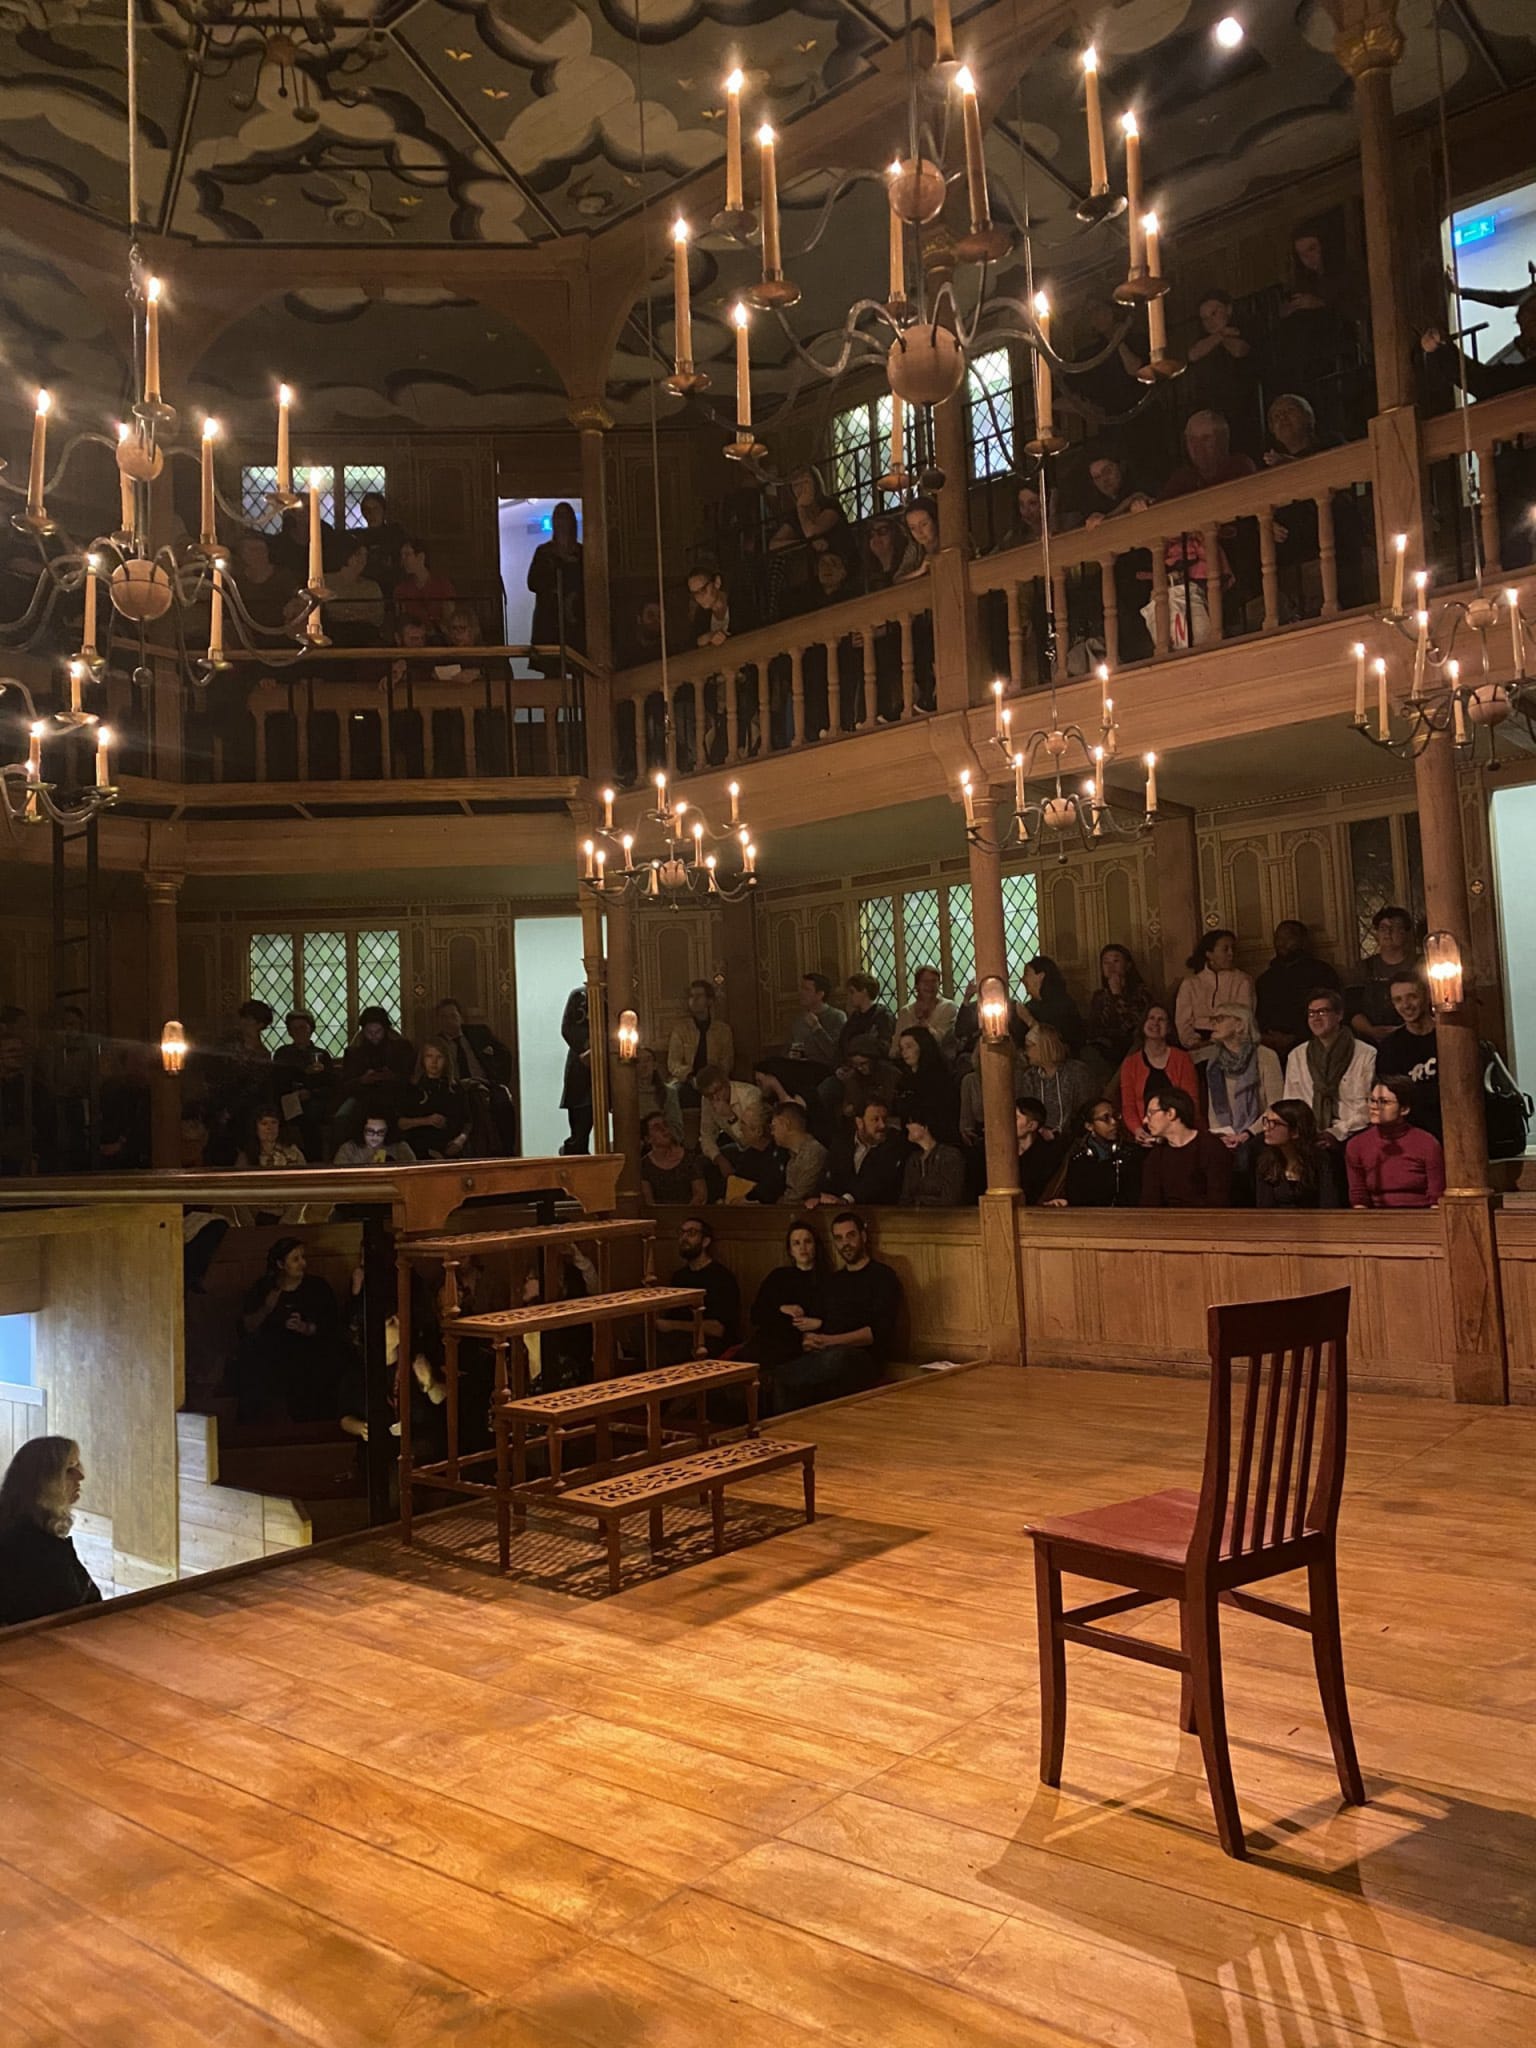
left=1281, top=986, right=1376, bottom=1143
left=1204, top=1002, right=1283, bottom=1203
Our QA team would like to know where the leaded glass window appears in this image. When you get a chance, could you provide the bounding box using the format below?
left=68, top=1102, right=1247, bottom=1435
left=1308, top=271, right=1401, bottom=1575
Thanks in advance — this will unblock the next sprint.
left=247, top=925, right=402, bottom=1054
left=830, top=402, right=879, bottom=524
left=947, top=882, right=975, bottom=994
left=248, top=931, right=295, bottom=1020
left=342, top=464, right=389, bottom=530
left=858, top=895, right=897, bottom=1000
left=1001, top=870, right=1041, bottom=974
left=356, top=928, right=402, bottom=1019
left=901, top=889, right=942, bottom=999
left=300, top=931, right=349, bottom=1051
left=967, top=348, right=1015, bottom=481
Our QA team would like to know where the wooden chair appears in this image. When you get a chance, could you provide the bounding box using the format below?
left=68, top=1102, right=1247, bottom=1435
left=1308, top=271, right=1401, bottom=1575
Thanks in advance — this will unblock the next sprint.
left=1026, top=1287, right=1364, bottom=1859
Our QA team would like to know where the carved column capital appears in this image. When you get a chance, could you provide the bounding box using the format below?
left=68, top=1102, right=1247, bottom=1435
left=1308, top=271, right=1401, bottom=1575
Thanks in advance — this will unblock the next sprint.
left=567, top=399, right=615, bottom=435
left=1332, top=16, right=1405, bottom=78
left=144, top=871, right=184, bottom=909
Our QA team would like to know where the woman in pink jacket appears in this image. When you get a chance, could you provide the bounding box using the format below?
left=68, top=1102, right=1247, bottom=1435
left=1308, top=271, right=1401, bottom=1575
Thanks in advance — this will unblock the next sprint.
left=1116, top=1002, right=1201, bottom=1144
left=1346, top=1076, right=1446, bottom=1208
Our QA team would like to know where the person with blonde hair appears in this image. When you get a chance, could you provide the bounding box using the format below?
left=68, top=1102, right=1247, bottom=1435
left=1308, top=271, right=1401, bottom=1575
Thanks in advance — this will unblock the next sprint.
left=1015, top=1022, right=1094, bottom=1137
left=0, top=1435, right=102, bottom=1626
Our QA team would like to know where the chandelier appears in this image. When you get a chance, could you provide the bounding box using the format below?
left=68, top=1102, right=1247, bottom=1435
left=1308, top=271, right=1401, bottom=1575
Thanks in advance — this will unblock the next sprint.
left=0, top=674, right=116, bottom=832
left=960, top=671, right=1157, bottom=862
left=182, top=2, right=389, bottom=119
left=1349, top=541, right=1533, bottom=761
left=579, top=776, right=759, bottom=904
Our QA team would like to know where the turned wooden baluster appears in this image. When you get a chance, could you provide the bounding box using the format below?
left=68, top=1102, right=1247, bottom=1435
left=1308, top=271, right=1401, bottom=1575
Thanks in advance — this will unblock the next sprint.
left=1151, top=545, right=1171, bottom=657
left=1005, top=582, right=1025, bottom=693
left=724, top=667, right=740, bottom=764
left=1316, top=493, right=1339, bottom=617
left=1050, top=563, right=1070, bottom=678
left=1100, top=554, right=1120, bottom=669
left=861, top=624, right=877, bottom=731
left=898, top=612, right=914, bottom=721
left=1477, top=441, right=1503, bottom=576
left=1202, top=522, right=1225, bottom=642
left=1258, top=511, right=1280, bottom=632
left=789, top=643, right=805, bottom=747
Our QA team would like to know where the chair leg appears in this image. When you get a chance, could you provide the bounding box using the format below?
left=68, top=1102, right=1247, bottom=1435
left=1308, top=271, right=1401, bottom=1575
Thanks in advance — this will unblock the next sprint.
left=606, top=1518, right=623, bottom=1594
left=1033, top=1544, right=1067, bottom=1788
left=1178, top=1600, right=1197, bottom=1734
left=1185, top=1587, right=1246, bottom=1859
left=1308, top=1553, right=1366, bottom=1806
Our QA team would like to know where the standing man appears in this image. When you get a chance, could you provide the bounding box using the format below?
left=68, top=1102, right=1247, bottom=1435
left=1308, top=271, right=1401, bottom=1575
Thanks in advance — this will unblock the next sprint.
left=668, top=980, right=734, bottom=1108
left=1348, top=906, right=1421, bottom=1047
left=655, top=1216, right=742, bottom=1364
left=559, top=987, right=592, bottom=1154
left=895, top=965, right=958, bottom=1048
left=1255, top=920, right=1341, bottom=1055
left=772, top=1211, right=903, bottom=1412
left=790, top=973, right=847, bottom=1076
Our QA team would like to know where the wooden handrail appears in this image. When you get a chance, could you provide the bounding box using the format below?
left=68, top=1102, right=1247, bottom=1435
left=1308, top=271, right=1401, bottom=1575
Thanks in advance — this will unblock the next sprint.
left=1421, top=384, right=1536, bottom=463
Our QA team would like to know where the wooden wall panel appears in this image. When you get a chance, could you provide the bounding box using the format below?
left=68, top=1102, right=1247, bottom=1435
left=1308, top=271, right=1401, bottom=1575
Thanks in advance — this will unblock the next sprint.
left=0, top=1382, right=46, bottom=1471
left=1495, top=1207, right=1536, bottom=1406
left=0, top=1235, right=42, bottom=1317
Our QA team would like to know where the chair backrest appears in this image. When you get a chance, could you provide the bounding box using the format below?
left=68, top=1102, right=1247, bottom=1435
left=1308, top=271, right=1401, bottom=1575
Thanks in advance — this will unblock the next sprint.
left=1194, top=1287, right=1351, bottom=1570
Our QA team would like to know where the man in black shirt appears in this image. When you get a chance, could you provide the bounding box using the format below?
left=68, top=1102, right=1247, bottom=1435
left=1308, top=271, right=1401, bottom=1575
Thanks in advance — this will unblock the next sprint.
left=1348, top=906, right=1421, bottom=1047
left=656, top=1215, right=741, bottom=1364
left=771, top=1211, right=903, bottom=1412
left=817, top=1096, right=907, bottom=1207
left=1374, top=972, right=1440, bottom=1138
left=1255, top=920, right=1342, bottom=1055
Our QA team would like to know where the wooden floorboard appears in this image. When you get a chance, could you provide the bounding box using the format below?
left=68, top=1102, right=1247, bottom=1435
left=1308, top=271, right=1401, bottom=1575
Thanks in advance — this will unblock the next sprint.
left=4, top=1364, right=1536, bottom=2046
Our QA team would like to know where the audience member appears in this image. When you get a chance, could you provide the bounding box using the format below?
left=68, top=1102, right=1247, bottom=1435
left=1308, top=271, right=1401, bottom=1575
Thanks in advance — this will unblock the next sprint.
left=698, top=1065, right=765, bottom=1163
left=398, top=1038, right=471, bottom=1159
left=1346, top=1078, right=1446, bottom=1209
left=1014, top=1097, right=1065, bottom=1204
left=687, top=564, right=736, bottom=646
left=769, top=466, right=849, bottom=555
left=1184, top=290, right=1262, bottom=450
left=736, top=1221, right=828, bottom=1382
left=272, top=1010, right=335, bottom=1157
left=1255, top=1099, right=1341, bottom=1209
left=895, top=965, right=958, bottom=1046
left=772, top=1101, right=830, bottom=1207
left=1272, top=223, right=1364, bottom=430
left=324, top=537, right=386, bottom=646
left=1140, top=1085, right=1235, bottom=1207
left=1204, top=1003, right=1284, bottom=1151
left=1262, top=393, right=1362, bottom=609
left=1071, top=299, right=1148, bottom=434
left=821, top=1032, right=902, bottom=1127
left=1161, top=409, right=1257, bottom=500
left=1117, top=1001, right=1200, bottom=1143
left=0, top=1437, right=100, bottom=1628
left=839, top=972, right=896, bottom=1056
left=1176, top=929, right=1255, bottom=1054
left=769, top=1210, right=902, bottom=1412
left=231, top=531, right=300, bottom=634
left=354, top=490, right=406, bottom=593
left=640, top=1111, right=708, bottom=1207
left=1348, top=906, right=1421, bottom=1046
left=1016, top=1023, right=1094, bottom=1135
left=899, top=1112, right=967, bottom=1207
left=901, top=497, right=941, bottom=570
left=527, top=501, right=585, bottom=663
left=1282, top=987, right=1376, bottom=1142
left=1045, top=1100, right=1142, bottom=1207
left=1421, top=301, right=1536, bottom=402
left=560, top=987, right=593, bottom=1153
left=997, top=479, right=1048, bottom=553
left=668, top=981, right=734, bottom=1105
left=235, top=1237, right=348, bottom=1422
left=893, top=1025, right=960, bottom=1142
left=96, top=1045, right=151, bottom=1171
left=1255, top=920, right=1341, bottom=1053
left=434, top=998, right=512, bottom=1089
left=820, top=1097, right=906, bottom=1206
left=334, top=1113, right=416, bottom=1166
left=1061, top=452, right=1151, bottom=530
left=717, top=1102, right=787, bottom=1203
left=865, top=516, right=918, bottom=588
left=338, top=1006, right=414, bottom=1123
left=636, top=1044, right=683, bottom=1137
left=1086, top=944, right=1152, bottom=1069
left=236, top=1108, right=307, bottom=1170
left=394, top=538, right=456, bottom=631
left=790, top=973, right=847, bottom=1074
left=1375, top=975, right=1440, bottom=1137
left=656, top=1216, right=741, bottom=1363
left=1021, top=956, right=1087, bottom=1055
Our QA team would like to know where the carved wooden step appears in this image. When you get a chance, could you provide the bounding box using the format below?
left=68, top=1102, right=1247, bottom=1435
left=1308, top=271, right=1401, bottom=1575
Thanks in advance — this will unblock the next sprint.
left=400, top=1217, right=656, bottom=1260
left=451, top=1283, right=704, bottom=1339
left=498, top=1357, right=758, bottom=1424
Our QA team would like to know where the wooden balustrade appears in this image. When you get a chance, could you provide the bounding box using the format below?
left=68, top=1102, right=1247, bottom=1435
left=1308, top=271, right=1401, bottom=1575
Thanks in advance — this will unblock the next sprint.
left=608, top=573, right=935, bottom=780
left=1422, top=384, right=1536, bottom=580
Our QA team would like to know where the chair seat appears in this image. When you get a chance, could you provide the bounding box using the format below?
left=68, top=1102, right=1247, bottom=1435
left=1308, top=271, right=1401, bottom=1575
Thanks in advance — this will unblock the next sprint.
left=1027, top=1487, right=1203, bottom=1565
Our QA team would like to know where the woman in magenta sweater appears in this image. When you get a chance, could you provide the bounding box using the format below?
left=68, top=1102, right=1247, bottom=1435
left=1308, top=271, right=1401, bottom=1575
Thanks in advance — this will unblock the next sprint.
left=1346, top=1077, right=1445, bottom=1208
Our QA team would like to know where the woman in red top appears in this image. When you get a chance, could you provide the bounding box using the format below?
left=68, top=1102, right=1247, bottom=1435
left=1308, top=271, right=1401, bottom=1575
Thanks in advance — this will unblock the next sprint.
left=1116, top=1002, right=1200, bottom=1144
left=394, top=538, right=457, bottom=631
left=1345, top=1076, right=1446, bottom=1209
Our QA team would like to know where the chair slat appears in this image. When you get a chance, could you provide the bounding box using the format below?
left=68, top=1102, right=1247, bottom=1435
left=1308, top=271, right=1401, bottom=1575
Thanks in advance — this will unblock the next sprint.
left=1269, top=1346, right=1307, bottom=1549
left=1247, top=1348, right=1287, bottom=1556
left=1230, top=1355, right=1261, bottom=1554
left=1291, top=1345, right=1323, bottom=1541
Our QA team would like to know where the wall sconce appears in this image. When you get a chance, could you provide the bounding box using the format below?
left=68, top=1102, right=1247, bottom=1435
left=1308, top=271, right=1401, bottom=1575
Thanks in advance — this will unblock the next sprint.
left=615, top=1009, right=640, bottom=1062
left=160, top=1019, right=188, bottom=1074
left=1424, top=932, right=1464, bottom=1011
left=977, top=975, right=1011, bottom=1043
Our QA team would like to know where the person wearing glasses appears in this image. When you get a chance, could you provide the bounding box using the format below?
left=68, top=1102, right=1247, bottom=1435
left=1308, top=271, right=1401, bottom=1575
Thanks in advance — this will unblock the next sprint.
left=1139, top=1086, right=1235, bottom=1208
left=1254, top=1099, right=1342, bottom=1209
left=1045, top=1100, right=1142, bottom=1208
left=1281, top=987, right=1376, bottom=1142
left=1346, top=1077, right=1446, bottom=1209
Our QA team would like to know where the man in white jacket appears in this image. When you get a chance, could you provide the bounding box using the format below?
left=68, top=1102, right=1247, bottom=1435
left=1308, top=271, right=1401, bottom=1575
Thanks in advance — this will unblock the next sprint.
left=1282, top=987, right=1376, bottom=1142
left=697, top=1064, right=765, bottom=1162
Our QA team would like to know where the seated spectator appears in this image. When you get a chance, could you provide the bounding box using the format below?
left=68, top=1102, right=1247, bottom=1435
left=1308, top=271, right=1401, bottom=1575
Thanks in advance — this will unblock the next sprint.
left=771, top=1100, right=830, bottom=1207
left=1262, top=393, right=1362, bottom=611
left=754, top=1060, right=810, bottom=1116
left=718, top=1102, right=787, bottom=1203
left=901, top=496, right=941, bottom=571
left=959, top=1038, right=1022, bottom=1149
left=640, top=1111, right=708, bottom=1206
left=839, top=972, right=896, bottom=1057
left=1255, top=1099, right=1342, bottom=1209
left=1176, top=929, right=1255, bottom=1055
left=236, top=1108, right=307, bottom=1170
left=698, top=1064, right=765, bottom=1162
left=790, top=972, right=847, bottom=1074
left=394, top=538, right=456, bottom=631
left=1346, top=1078, right=1446, bottom=1210
left=334, top=1113, right=416, bottom=1166
left=1014, top=1096, right=1065, bottom=1204
left=896, top=965, right=959, bottom=1047
left=272, top=1010, right=336, bottom=1157
left=636, top=1044, right=682, bottom=1137
left=1183, top=291, right=1261, bottom=452
left=1140, top=1085, right=1234, bottom=1207
left=736, top=1220, right=828, bottom=1381
left=1060, top=451, right=1151, bottom=530
left=1016, top=1023, right=1094, bottom=1136
left=687, top=564, right=737, bottom=646
left=1263, top=391, right=1333, bottom=466
left=1348, top=905, right=1422, bottom=1046
left=1204, top=1003, right=1284, bottom=1150
left=819, top=1096, right=906, bottom=1207
left=668, top=980, right=734, bottom=1105
left=1021, top=955, right=1087, bottom=1055
left=397, top=1038, right=470, bottom=1160
left=1085, top=943, right=1152, bottom=1070
left=1271, top=224, right=1365, bottom=432
left=655, top=1216, right=741, bottom=1364
left=769, top=466, right=849, bottom=554
left=338, top=1005, right=415, bottom=1121
left=820, top=1031, right=903, bottom=1127
left=767, top=1210, right=902, bottom=1413
left=1116, top=1001, right=1201, bottom=1142
left=1282, top=987, right=1376, bottom=1142
left=231, top=530, right=300, bottom=634
left=1376, top=974, right=1440, bottom=1138
left=812, top=549, right=852, bottom=609
left=1161, top=408, right=1257, bottom=501
left=527, top=500, right=585, bottom=665
left=627, top=596, right=668, bottom=666
left=865, top=515, right=918, bottom=588
left=899, top=1111, right=966, bottom=1207
left=355, top=490, right=406, bottom=593
left=894, top=1025, right=961, bottom=1142
left=1045, top=1100, right=1142, bottom=1207
left=324, top=536, right=386, bottom=647
left=433, top=998, right=510, bottom=1087
left=235, top=1237, right=349, bottom=1422
left=0, top=1436, right=101, bottom=1628
left=1255, top=921, right=1341, bottom=1055
left=996, top=479, right=1047, bottom=553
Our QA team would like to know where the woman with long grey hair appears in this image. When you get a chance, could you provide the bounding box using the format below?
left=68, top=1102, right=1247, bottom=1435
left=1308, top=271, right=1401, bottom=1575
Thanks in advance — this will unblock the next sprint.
left=0, top=1435, right=101, bottom=1627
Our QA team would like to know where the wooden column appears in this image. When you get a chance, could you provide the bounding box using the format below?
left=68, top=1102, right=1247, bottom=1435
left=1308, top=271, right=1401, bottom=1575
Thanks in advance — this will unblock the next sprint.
left=1416, top=726, right=1507, bottom=1402
left=967, top=792, right=1023, bottom=1364
left=1332, top=5, right=1411, bottom=416
left=579, top=889, right=611, bottom=1156
left=1151, top=812, right=1201, bottom=1001
left=605, top=891, right=642, bottom=1201
left=144, top=872, right=182, bottom=1169
left=572, top=399, right=615, bottom=782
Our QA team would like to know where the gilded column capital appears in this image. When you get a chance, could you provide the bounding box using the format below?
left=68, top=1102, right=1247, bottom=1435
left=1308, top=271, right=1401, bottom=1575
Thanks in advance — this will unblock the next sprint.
left=1333, top=17, right=1405, bottom=78
left=144, top=871, right=184, bottom=908
left=568, top=399, right=615, bottom=434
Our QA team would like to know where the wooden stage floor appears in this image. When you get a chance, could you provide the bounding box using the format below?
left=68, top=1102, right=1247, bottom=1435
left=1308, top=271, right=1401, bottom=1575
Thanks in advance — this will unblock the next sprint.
left=4, top=1364, right=1536, bottom=2047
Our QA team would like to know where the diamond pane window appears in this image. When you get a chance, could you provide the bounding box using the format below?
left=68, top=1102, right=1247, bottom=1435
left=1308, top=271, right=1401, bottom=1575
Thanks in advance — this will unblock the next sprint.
left=356, top=928, right=402, bottom=1022
left=859, top=895, right=897, bottom=1001
left=947, top=882, right=975, bottom=995
left=300, top=932, right=349, bottom=1053
left=1001, top=871, right=1041, bottom=975
left=830, top=401, right=879, bottom=523
left=967, top=349, right=1015, bottom=482
left=901, top=888, right=942, bottom=999
left=342, top=465, right=388, bottom=532
left=239, top=465, right=337, bottom=536
left=248, top=931, right=295, bottom=1021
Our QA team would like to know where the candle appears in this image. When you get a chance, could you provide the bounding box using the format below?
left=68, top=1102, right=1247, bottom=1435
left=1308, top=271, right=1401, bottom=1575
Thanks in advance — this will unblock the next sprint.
left=26, top=389, right=50, bottom=516
left=1411, top=610, right=1429, bottom=698
left=582, top=838, right=595, bottom=880
left=82, top=553, right=99, bottom=653
left=116, top=423, right=136, bottom=532
left=743, top=841, right=757, bottom=875
left=1352, top=641, right=1367, bottom=725
left=602, top=785, right=616, bottom=828
left=1013, top=750, right=1026, bottom=814
left=887, top=164, right=906, bottom=300
left=933, top=0, right=954, bottom=64
left=991, top=677, right=1005, bottom=734
left=1097, top=662, right=1110, bottom=727
left=307, top=470, right=324, bottom=588
left=960, top=770, right=976, bottom=826
left=888, top=394, right=905, bottom=476
left=143, top=276, right=162, bottom=405
left=27, top=720, right=44, bottom=780
left=277, top=383, right=293, bottom=494
left=1143, top=211, right=1167, bottom=356
left=724, top=67, right=744, bottom=210
left=208, top=563, right=225, bottom=662
left=622, top=833, right=635, bottom=870
left=95, top=725, right=112, bottom=790
left=691, top=818, right=705, bottom=865
left=1375, top=656, right=1389, bottom=741
left=728, top=779, right=741, bottom=823
left=955, top=68, right=989, bottom=232
left=1143, top=751, right=1158, bottom=813
left=1507, top=587, right=1526, bottom=674
left=671, top=220, right=693, bottom=370
left=1033, top=293, right=1055, bottom=441
left=595, top=849, right=607, bottom=888
left=732, top=302, right=751, bottom=433
left=1449, top=661, right=1464, bottom=742
left=1121, top=114, right=1144, bottom=271
left=1082, top=47, right=1108, bottom=195
left=654, top=768, right=669, bottom=814
left=1389, top=533, right=1407, bottom=614
left=757, top=124, right=781, bottom=276
left=68, top=659, right=84, bottom=714
left=199, top=417, right=219, bottom=545
left=705, top=855, right=720, bottom=891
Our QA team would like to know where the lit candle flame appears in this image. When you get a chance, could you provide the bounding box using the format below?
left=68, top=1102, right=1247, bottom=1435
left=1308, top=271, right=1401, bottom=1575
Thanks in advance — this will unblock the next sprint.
left=279, top=383, right=292, bottom=405
left=732, top=301, right=749, bottom=330
left=1121, top=110, right=1138, bottom=137
left=202, top=416, right=220, bottom=440
left=1033, top=290, right=1051, bottom=317
left=672, top=217, right=689, bottom=244
left=35, top=388, right=51, bottom=417
left=955, top=65, right=976, bottom=94
left=146, top=276, right=161, bottom=304
left=1083, top=45, right=1098, bottom=74
left=756, top=121, right=775, bottom=146
left=725, top=67, right=743, bottom=93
